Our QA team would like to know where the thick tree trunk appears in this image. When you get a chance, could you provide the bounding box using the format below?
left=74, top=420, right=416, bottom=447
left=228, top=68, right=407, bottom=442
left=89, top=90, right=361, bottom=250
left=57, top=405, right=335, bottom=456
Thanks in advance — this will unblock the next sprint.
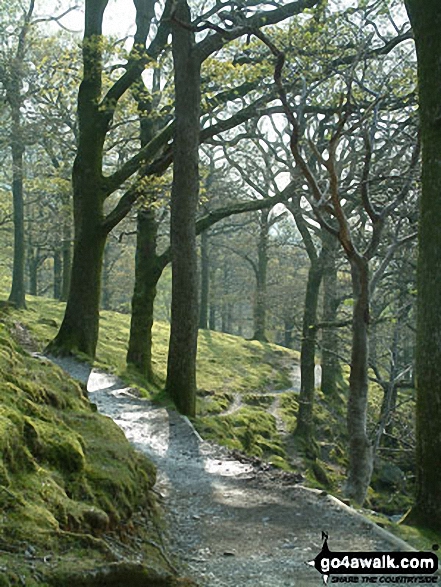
left=199, top=229, right=209, bottom=329
left=127, top=209, right=162, bottom=382
left=404, top=0, right=441, bottom=530
left=295, top=256, right=323, bottom=443
left=166, top=0, right=201, bottom=416
left=47, top=0, right=110, bottom=358
left=321, top=232, right=341, bottom=395
left=252, top=210, right=269, bottom=342
left=345, top=256, right=373, bottom=505
left=60, top=213, right=72, bottom=302
left=48, top=217, right=107, bottom=357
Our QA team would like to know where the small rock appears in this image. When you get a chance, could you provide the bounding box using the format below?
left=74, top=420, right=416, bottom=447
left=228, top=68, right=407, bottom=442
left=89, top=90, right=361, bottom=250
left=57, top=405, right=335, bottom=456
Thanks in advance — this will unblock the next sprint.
left=223, top=551, right=235, bottom=557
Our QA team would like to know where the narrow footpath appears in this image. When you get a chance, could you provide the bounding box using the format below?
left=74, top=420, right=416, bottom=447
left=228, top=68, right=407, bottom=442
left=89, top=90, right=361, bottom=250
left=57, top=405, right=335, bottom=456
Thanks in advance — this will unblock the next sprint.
left=49, top=357, right=414, bottom=587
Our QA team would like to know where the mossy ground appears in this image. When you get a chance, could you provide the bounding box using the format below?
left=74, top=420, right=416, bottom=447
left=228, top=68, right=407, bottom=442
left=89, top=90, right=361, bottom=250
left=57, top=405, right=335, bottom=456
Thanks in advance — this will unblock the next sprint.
left=0, top=306, right=178, bottom=586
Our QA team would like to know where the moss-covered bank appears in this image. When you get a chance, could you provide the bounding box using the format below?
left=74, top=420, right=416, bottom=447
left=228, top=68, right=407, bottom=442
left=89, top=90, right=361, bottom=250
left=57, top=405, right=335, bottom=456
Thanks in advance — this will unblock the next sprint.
left=0, top=307, right=183, bottom=586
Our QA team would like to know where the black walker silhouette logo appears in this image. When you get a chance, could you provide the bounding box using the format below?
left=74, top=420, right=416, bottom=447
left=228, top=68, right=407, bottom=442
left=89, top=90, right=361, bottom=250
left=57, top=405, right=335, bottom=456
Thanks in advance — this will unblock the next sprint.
left=306, top=532, right=438, bottom=585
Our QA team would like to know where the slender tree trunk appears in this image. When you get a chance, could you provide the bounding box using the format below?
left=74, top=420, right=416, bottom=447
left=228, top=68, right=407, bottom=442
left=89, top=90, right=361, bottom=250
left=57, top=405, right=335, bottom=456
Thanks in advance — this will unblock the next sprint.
left=6, top=1, right=35, bottom=309
left=53, top=249, right=62, bottom=299
left=199, top=229, right=209, bottom=329
left=404, top=0, right=441, bottom=530
left=321, top=232, right=341, bottom=395
left=209, top=303, right=216, bottom=331
left=345, top=256, right=373, bottom=505
left=166, top=0, right=201, bottom=416
left=127, top=209, right=161, bottom=382
left=295, top=256, right=323, bottom=443
left=28, top=248, right=38, bottom=296
left=8, top=118, right=26, bottom=308
left=283, top=316, right=294, bottom=348
left=253, top=209, right=269, bottom=342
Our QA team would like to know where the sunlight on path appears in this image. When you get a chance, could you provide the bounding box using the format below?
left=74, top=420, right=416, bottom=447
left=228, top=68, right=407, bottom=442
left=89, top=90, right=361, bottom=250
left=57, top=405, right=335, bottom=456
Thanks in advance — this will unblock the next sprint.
left=46, top=356, right=415, bottom=587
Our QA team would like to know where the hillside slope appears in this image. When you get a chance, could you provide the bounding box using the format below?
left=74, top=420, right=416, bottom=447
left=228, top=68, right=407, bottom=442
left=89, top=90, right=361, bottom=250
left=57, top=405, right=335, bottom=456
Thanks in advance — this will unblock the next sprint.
left=0, top=305, right=186, bottom=586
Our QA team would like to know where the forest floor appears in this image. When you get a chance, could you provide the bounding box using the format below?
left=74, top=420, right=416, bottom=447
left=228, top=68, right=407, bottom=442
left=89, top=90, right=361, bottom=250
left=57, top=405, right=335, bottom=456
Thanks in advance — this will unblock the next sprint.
left=47, top=355, right=419, bottom=587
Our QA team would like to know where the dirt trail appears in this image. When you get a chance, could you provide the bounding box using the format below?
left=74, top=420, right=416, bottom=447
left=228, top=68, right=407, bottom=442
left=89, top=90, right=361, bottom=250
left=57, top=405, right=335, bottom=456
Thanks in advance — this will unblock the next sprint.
left=48, top=356, right=414, bottom=587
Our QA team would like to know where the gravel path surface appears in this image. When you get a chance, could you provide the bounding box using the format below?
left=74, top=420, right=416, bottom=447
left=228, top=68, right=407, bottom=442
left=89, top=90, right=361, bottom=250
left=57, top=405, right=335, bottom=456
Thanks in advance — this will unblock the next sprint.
left=47, top=356, right=415, bottom=587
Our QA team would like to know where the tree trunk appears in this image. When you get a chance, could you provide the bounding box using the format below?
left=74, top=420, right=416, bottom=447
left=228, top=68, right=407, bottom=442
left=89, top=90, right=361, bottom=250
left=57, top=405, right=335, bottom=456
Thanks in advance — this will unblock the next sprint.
left=321, top=231, right=341, bottom=395
left=8, top=117, right=26, bottom=308
left=283, top=316, right=294, bottom=349
left=199, top=229, right=209, bottom=329
left=209, top=299, right=216, bottom=331
left=101, top=243, right=112, bottom=310
left=252, top=209, right=269, bottom=342
left=48, top=219, right=107, bottom=357
left=60, top=213, right=72, bottom=302
left=404, top=0, right=441, bottom=530
left=127, top=209, right=161, bottom=382
left=53, top=249, right=62, bottom=300
left=295, top=256, right=323, bottom=443
left=47, top=0, right=110, bottom=358
left=166, top=0, right=201, bottom=416
left=345, top=256, right=373, bottom=505
left=28, top=248, right=38, bottom=296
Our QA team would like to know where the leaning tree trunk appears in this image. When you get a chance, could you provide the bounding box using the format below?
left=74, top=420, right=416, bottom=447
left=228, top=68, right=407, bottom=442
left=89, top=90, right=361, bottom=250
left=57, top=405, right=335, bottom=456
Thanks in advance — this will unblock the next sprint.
left=345, top=255, right=373, bottom=505
left=404, top=0, right=441, bottom=530
left=165, top=0, right=201, bottom=416
left=295, top=255, right=323, bottom=444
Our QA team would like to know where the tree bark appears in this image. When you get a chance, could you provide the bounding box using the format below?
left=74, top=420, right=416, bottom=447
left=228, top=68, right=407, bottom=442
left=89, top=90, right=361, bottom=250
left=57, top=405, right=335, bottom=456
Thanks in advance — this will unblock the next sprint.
left=8, top=113, right=26, bottom=308
left=345, top=255, right=373, bottom=505
left=404, top=0, right=441, bottom=530
left=321, top=231, right=341, bottom=395
left=295, top=255, right=323, bottom=443
left=127, top=209, right=161, bottom=381
left=165, top=0, right=201, bottom=416
left=252, top=209, right=269, bottom=342
left=27, top=248, right=38, bottom=296
left=53, top=249, right=62, bottom=299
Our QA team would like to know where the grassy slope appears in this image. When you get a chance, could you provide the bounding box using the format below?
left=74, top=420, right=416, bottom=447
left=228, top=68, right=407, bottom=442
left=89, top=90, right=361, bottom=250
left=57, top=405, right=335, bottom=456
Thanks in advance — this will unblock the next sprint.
left=20, top=296, right=299, bottom=468
left=16, top=295, right=441, bottom=554
left=0, top=305, right=185, bottom=586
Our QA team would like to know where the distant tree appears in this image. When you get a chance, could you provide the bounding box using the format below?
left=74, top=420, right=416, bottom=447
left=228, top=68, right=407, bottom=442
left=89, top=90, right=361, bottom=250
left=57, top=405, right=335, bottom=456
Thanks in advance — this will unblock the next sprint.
left=0, top=0, right=36, bottom=308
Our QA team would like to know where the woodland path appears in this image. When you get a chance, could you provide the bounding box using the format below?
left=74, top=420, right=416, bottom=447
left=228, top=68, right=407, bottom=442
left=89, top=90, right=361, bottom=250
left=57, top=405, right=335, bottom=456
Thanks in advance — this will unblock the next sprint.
left=49, top=356, right=414, bottom=587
